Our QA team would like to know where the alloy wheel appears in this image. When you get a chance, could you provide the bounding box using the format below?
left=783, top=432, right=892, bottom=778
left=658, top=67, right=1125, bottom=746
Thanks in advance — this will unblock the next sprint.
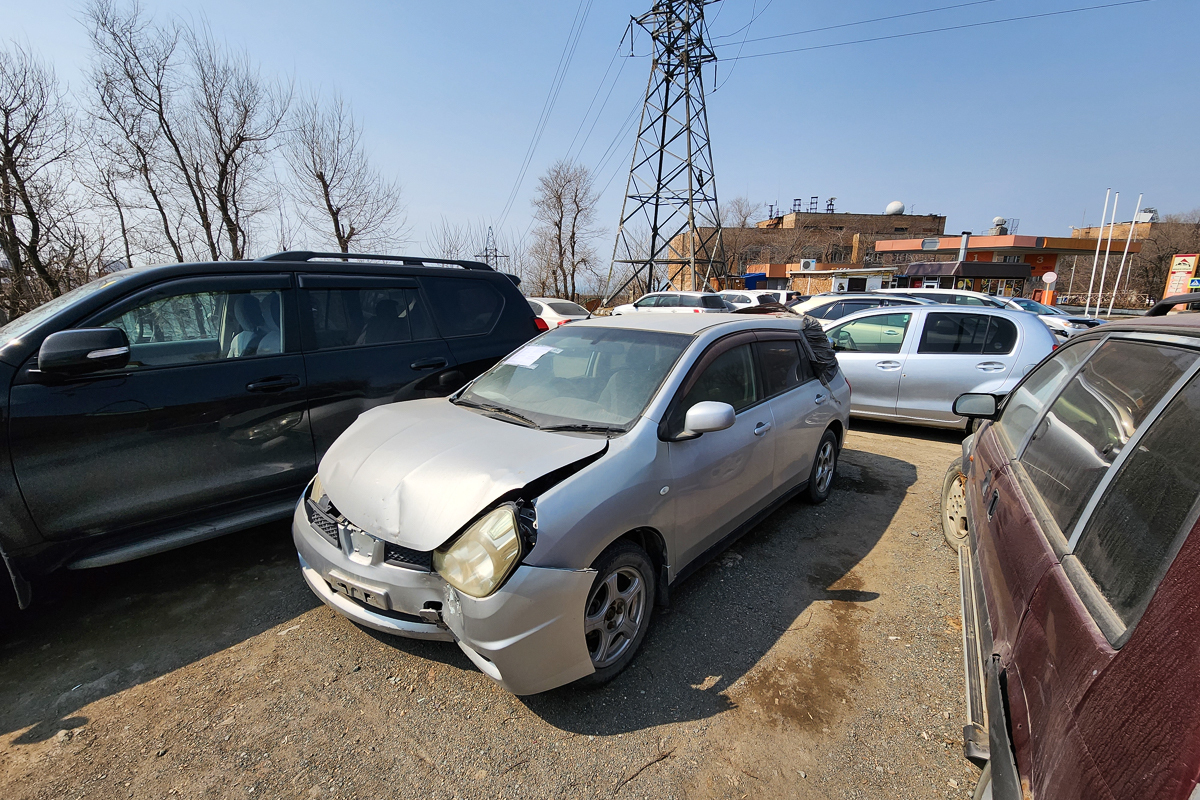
left=814, top=440, right=836, bottom=494
left=584, top=566, right=647, bottom=669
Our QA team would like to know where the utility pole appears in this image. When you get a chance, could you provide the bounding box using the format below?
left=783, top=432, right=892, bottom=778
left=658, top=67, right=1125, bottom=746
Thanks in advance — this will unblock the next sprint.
left=602, top=0, right=726, bottom=305
left=474, top=226, right=509, bottom=269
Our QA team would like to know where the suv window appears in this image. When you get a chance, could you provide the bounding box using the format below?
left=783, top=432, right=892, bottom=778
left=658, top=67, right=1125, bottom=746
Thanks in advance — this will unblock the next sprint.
left=702, top=295, right=727, bottom=309
left=917, top=313, right=1017, bottom=355
left=827, top=313, right=911, bottom=354
left=755, top=340, right=811, bottom=397
left=657, top=294, right=680, bottom=308
left=422, top=277, right=504, bottom=337
left=1073, top=373, right=1200, bottom=628
left=307, top=287, right=435, bottom=349
left=994, top=338, right=1099, bottom=454
left=840, top=299, right=882, bottom=317
left=634, top=295, right=661, bottom=308
left=809, top=301, right=841, bottom=320
left=100, top=289, right=284, bottom=367
left=1019, top=340, right=1198, bottom=534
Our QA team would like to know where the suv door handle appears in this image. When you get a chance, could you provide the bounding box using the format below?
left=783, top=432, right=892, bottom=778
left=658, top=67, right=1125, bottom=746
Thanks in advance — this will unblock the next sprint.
left=410, top=357, right=448, bottom=371
left=754, top=422, right=773, bottom=436
left=814, top=393, right=827, bottom=405
left=976, top=361, right=1006, bottom=372
left=246, top=375, right=301, bottom=393
left=875, top=360, right=901, bottom=370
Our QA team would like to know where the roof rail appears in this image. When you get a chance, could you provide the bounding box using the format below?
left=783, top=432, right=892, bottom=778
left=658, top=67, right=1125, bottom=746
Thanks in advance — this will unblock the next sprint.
left=1147, top=292, right=1200, bottom=317
left=256, top=251, right=494, bottom=271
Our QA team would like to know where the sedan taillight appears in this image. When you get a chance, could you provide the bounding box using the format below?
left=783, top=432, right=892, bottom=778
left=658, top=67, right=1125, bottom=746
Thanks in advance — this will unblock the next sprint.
left=534, top=317, right=549, bottom=332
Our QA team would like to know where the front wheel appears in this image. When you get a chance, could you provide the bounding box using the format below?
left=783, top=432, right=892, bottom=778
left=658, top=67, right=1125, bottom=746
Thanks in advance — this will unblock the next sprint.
left=805, top=429, right=839, bottom=504
left=942, top=457, right=970, bottom=551
left=577, top=541, right=655, bottom=686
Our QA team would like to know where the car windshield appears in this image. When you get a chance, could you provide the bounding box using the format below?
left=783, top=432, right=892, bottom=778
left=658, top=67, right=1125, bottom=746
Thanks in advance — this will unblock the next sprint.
left=0, top=270, right=138, bottom=345
left=455, top=326, right=692, bottom=431
left=1012, top=297, right=1058, bottom=314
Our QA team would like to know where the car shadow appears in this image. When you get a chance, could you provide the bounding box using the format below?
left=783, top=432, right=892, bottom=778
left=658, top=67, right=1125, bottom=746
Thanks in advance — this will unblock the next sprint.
left=850, top=417, right=968, bottom=445
left=0, top=521, right=319, bottom=744
left=518, top=444, right=915, bottom=735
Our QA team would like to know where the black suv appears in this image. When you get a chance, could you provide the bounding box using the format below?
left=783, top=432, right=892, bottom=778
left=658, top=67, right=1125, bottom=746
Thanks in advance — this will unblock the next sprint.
left=0, top=252, right=537, bottom=610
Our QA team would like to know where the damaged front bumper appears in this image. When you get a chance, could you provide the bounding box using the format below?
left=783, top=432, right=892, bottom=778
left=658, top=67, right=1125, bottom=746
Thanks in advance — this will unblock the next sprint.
left=293, top=502, right=597, bottom=695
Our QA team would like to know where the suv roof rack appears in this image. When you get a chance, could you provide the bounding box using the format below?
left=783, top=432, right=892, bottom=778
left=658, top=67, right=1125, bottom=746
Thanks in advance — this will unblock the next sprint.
left=256, top=251, right=494, bottom=271
left=1148, top=292, right=1200, bottom=317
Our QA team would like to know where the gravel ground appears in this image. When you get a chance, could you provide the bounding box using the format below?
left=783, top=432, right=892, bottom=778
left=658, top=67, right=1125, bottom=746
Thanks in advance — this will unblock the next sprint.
left=0, top=421, right=981, bottom=799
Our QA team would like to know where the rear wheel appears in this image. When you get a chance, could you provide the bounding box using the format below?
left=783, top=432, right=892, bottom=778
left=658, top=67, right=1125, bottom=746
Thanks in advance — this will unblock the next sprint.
left=805, top=429, right=839, bottom=504
left=942, top=457, right=970, bottom=551
left=578, top=541, right=655, bottom=686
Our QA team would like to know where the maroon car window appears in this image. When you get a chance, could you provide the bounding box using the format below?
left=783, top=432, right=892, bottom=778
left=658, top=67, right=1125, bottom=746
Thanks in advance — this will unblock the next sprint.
left=1019, top=341, right=1198, bottom=534
left=1073, top=373, right=1200, bottom=628
left=994, top=339, right=1099, bottom=454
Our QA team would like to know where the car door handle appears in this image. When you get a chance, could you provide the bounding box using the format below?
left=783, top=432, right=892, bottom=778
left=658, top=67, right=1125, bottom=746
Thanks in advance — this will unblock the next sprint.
left=884, top=330, right=900, bottom=335
left=754, top=422, right=773, bottom=436
left=875, top=360, right=902, bottom=370
left=246, top=375, right=301, bottom=393
left=814, top=393, right=827, bottom=405
left=976, top=361, right=1006, bottom=372
left=410, top=357, right=448, bottom=371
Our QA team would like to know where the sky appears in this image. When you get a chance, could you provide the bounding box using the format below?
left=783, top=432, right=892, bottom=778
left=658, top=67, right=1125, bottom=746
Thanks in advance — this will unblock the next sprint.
left=6, top=0, right=1198, bottom=254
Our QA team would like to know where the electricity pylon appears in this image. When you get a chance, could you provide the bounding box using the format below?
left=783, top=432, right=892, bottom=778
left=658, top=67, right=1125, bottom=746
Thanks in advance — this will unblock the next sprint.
left=474, top=226, right=509, bottom=269
left=603, top=0, right=726, bottom=304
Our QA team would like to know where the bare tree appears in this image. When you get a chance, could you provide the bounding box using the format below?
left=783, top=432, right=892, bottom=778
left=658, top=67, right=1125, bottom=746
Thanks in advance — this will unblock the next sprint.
left=0, top=42, right=82, bottom=316
left=1130, top=210, right=1200, bottom=300
left=530, top=159, right=599, bottom=301
left=286, top=92, right=406, bottom=254
left=721, top=196, right=762, bottom=229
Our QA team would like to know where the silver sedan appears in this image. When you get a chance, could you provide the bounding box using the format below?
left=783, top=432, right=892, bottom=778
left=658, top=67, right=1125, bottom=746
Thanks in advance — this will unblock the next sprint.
left=822, top=305, right=1056, bottom=429
left=293, top=314, right=850, bottom=694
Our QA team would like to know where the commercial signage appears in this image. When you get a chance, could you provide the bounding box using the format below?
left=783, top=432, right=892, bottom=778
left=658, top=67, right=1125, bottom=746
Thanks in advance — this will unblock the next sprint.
left=1165, top=255, right=1199, bottom=297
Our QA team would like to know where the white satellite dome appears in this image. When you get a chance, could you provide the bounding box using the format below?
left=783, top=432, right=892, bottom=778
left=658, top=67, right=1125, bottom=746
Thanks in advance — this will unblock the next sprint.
left=884, top=201, right=905, bottom=215
left=993, top=216, right=1007, bottom=226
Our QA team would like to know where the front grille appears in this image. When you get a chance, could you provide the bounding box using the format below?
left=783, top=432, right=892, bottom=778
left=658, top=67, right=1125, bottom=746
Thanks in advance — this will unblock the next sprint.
left=306, top=498, right=433, bottom=572
left=306, top=500, right=341, bottom=548
left=384, top=543, right=433, bottom=572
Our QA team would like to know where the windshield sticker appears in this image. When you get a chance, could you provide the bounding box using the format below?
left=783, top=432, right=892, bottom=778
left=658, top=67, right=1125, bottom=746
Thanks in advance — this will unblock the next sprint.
left=504, top=344, right=562, bottom=369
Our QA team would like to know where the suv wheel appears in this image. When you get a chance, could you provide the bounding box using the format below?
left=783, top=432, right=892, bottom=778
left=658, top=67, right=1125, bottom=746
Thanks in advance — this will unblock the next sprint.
left=805, top=429, right=839, bottom=503
left=942, top=457, right=970, bottom=551
left=578, top=541, right=655, bottom=686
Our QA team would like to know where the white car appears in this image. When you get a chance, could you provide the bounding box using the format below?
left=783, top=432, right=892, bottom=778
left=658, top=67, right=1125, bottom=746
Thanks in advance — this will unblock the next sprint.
left=876, top=287, right=1096, bottom=339
left=527, top=297, right=591, bottom=329
left=1001, top=296, right=1101, bottom=338
left=821, top=305, right=1056, bottom=429
left=611, top=291, right=729, bottom=315
left=716, top=289, right=787, bottom=309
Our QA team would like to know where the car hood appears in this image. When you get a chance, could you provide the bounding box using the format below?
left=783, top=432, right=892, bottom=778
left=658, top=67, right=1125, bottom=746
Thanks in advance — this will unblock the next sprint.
left=317, top=398, right=607, bottom=551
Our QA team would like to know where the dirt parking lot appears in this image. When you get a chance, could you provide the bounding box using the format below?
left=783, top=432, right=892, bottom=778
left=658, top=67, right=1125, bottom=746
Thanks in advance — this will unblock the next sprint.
left=1, top=422, right=981, bottom=799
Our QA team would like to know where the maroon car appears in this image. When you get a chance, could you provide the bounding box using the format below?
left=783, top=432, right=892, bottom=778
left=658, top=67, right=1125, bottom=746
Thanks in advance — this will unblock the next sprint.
left=943, top=293, right=1200, bottom=799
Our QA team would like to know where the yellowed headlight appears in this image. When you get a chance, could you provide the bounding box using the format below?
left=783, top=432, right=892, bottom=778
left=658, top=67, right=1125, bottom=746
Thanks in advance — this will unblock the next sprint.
left=309, top=474, right=325, bottom=502
left=433, top=506, right=521, bottom=598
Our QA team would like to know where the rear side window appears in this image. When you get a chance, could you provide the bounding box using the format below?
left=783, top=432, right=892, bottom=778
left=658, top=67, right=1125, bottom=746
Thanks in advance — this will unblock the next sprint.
left=702, top=295, right=727, bottom=309
left=307, top=288, right=435, bottom=349
left=422, top=277, right=504, bottom=337
left=755, top=340, right=810, bottom=396
left=955, top=295, right=992, bottom=306
left=657, top=295, right=680, bottom=308
left=1073, top=373, right=1200, bottom=628
left=840, top=300, right=882, bottom=316
left=994, top=338, right=1099, bottom=454
left=827, top=313, right=911, bottom=354
left=810, top=302, right=842, bottom=320
left=1019, top=341, right=1198, bottom=534
left=528, top=300, right=544, bottom=314
left=918, top=313, right=1017, bottom=355
left=756, top=295, right=774, bottom=305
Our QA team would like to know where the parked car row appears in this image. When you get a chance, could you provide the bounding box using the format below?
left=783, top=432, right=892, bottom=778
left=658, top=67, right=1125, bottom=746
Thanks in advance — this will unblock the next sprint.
left=944, top=293, right=1200, bottom=799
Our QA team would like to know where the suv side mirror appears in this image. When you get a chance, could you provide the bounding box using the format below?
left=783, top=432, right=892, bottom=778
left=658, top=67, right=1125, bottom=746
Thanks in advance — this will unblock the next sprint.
left=953, top=393, right=999, bottom=419
left=683, top=401, right=736, bottom=437
left=39, top=328, right=130, bottom=375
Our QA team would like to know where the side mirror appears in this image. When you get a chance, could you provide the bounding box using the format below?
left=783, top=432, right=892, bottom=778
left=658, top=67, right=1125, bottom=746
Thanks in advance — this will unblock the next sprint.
left=682, top=401, right=736, bottom=437
left=39, top=328, right=130, bottom=375
left=953, top=393, right=999, bottom=419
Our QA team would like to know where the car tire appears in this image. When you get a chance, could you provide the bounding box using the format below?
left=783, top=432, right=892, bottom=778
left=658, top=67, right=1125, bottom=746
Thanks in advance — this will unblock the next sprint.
left=942, top=457, right=970, bottom=551
left=973, top=763, right=993, bottom=800
left=805, top=429, right=839, bottom=504
left=578, top=541, right=656, bottom=686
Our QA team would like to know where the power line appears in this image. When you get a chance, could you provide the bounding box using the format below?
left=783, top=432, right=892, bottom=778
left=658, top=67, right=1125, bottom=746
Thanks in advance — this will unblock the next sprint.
left=727, top=0, right=1153, bottom=61
left=565, top=40, right=624, bottom=161
left=568, top=50, right=631, bottom=163
left=712, top=0, right=1004, bottom=49
left=714, top=0, right=773, bottom=92
left=497, top=0, right=594, bottom=228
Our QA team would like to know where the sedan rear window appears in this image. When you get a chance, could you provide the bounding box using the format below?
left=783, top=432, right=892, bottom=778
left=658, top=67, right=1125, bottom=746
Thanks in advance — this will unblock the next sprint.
left=548, top=301, right=587, bottom=316
left=1019, top=341, right=1198, bottom=534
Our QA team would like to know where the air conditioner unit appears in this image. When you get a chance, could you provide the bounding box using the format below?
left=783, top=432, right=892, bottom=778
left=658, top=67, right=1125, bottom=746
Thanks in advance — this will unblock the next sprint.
left=800, top=259, right=817, bottom=271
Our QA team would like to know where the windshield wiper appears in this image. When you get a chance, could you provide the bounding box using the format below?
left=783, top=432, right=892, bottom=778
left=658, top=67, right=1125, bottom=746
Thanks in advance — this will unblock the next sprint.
left=453, top=399, right=537, bottom=428
left=539, top=423, right=626, bottom=436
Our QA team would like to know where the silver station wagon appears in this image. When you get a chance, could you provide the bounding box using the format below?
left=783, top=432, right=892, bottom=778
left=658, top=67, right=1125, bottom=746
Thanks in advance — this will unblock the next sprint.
left=293, top=314, right=850, bottom=694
